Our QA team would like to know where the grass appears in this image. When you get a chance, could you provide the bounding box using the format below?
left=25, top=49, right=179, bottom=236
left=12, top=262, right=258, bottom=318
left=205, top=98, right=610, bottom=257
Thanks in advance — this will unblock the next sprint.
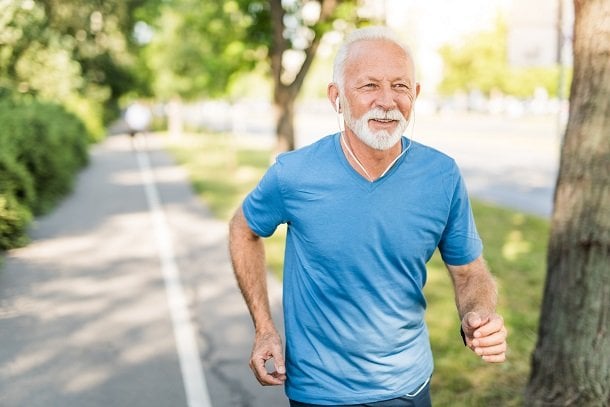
left=167, top=133, right=288, bottom=273
left=424, top=203, right=548, bottom=406
left=167, top=131, right=549, bottom=406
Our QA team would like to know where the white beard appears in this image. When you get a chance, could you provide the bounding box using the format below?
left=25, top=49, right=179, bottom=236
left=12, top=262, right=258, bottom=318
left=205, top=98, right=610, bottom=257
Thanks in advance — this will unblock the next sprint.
left=343, top=104, right=409, bottom=151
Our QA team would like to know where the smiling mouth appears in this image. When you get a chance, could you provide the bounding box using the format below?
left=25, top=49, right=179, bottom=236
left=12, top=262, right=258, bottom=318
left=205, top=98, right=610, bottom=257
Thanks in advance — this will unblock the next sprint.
left=371, top=118, right=396, bottom=123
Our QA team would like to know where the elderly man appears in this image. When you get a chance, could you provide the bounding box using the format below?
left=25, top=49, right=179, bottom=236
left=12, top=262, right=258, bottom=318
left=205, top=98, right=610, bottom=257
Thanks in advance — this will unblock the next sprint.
left=229, top=26, right=507, bottom=407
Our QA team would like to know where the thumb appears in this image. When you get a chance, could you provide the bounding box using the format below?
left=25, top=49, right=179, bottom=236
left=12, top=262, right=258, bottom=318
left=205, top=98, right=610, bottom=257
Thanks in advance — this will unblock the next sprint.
left=274, top=350, right=286, bottom=374
left=275, top=360, right=286, bottom=375
left=463, top=311, right=482, bottom=330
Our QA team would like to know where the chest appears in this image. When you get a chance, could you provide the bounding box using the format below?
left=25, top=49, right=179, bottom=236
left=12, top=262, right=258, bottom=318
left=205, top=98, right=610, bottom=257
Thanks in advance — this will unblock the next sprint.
left=283, top=169, right=451, bottom=263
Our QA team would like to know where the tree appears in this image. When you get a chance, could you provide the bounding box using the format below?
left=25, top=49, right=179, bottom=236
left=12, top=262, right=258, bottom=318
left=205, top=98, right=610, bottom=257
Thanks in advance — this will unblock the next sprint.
left=235, top=0, right=369, bottom=151
left=1, top=0, right=150, bottom=139
left=437, top=18, right=509, bottom=96
left=144, top=1, right=254, bottom=100
left=266, top=0, right=346, bottom=151
left=141, top=0, right=259, bottom=136
left=437, top=18, right=569, bottom=98
left=524, top=0, right=610, bottom=405
left=141, top=0, right=357, bottom=148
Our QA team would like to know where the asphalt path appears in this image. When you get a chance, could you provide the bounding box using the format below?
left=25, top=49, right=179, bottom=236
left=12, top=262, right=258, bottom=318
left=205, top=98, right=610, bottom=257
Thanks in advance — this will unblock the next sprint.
left=0, top=134, right=286, bottom=406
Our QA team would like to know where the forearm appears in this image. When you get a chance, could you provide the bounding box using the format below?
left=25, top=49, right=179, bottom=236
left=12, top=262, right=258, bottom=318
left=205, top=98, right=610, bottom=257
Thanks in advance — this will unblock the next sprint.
left=448, top=256, right=507, bottom=362
left=229, top=207, right=287, bottom=383
left=447, top=256, right=498, bottom=319
left=229, top=207, right=276, bottom=334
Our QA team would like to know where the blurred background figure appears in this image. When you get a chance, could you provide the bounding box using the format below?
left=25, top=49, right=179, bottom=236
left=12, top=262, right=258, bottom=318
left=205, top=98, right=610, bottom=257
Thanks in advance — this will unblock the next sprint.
left=125, top=101, right=152, bottom=138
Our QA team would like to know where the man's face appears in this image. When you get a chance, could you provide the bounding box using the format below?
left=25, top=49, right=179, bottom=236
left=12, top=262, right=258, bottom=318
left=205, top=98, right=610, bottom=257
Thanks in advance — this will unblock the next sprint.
left=341, top=39, right=418, bottom=150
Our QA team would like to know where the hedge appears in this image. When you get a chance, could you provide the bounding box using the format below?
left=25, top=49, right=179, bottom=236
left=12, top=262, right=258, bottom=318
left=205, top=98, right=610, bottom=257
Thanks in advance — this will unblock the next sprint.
left=0, top=97, right=89, bottom=251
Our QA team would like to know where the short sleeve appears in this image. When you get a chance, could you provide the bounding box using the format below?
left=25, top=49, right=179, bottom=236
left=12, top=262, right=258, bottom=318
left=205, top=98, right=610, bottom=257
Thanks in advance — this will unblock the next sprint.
left=438, top=167, right=483, bottom=266
left=242, top=162, right=287, bottom=238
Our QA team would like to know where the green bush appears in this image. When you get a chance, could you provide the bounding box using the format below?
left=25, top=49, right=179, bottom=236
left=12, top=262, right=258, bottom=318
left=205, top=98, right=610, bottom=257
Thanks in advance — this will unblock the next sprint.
left=0, top=96, right=90, bottom=250
left=0, top=194, right=32, bottom=250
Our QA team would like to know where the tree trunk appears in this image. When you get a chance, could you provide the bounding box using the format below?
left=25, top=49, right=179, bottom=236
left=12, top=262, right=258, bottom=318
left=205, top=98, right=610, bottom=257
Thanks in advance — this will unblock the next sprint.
left=524, top=1, right=610, bottom=406
left=269, top=0, right=339, bottom=152
left=275, top=90, right=297, bottom=152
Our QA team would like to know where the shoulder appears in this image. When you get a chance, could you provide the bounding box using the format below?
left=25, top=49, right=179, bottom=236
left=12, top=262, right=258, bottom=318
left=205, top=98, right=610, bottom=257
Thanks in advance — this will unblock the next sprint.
left=406, top=140, right=463, bottom=201
left=411, top=140, right=455, bottom=164
left=275, top=133, right=338, bottom=170
left=409, top=140, right=459, bottom=175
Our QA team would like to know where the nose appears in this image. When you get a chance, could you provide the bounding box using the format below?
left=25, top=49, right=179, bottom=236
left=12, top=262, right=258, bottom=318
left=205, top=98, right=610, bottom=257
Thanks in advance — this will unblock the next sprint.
left=375, top=85, right=396, bottom=111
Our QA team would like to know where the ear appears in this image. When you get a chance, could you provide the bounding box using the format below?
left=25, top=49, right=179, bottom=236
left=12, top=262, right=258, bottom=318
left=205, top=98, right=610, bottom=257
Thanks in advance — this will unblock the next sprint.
left=415, top=82, right=421, bottom=99
left=327, top=83, right=340, bottom=113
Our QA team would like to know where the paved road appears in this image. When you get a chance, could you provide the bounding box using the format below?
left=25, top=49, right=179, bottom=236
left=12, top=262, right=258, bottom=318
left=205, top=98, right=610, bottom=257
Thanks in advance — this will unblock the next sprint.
left=0, top=135, right=286, bottom=407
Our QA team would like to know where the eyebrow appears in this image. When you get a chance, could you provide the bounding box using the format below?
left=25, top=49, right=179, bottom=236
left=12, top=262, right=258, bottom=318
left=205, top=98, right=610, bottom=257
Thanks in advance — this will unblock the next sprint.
left=357, top=76, right=413, bottom=84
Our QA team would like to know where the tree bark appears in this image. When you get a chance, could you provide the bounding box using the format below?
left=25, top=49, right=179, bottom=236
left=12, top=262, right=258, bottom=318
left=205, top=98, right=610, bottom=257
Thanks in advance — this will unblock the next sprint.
left=524, top=0, right=610, bottom=406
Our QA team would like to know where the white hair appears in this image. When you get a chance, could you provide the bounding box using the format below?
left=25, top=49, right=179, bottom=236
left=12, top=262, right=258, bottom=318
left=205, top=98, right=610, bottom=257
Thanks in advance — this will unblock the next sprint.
left=332, top=26, right=415, bottom=92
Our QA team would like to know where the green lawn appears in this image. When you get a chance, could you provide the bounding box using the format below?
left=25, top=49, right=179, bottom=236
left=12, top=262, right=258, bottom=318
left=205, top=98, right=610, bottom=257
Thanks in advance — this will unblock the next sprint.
left=168, top=131, right=549, bottom=406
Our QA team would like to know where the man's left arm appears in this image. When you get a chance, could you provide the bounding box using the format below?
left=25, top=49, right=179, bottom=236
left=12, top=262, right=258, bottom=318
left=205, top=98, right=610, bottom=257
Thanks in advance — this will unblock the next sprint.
left=446, top=256, right=508, bottom=363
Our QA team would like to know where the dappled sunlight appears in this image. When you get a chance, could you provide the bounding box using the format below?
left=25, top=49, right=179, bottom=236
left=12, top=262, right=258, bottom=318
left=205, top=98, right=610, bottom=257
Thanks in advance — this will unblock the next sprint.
left=3, top=346, right=56, bottom=378
left=12, top=212, right=156, bottom=264
left=2, top=220, right=179, bottom=395
left=501, top=213, right=534, bottom=261
left=0, top=135, right=216, bottom=405
left=1, top=0, right=574, bottom=403
left=235, top=166, right=263, bottom=183
left=502, top=230, right=533, bottom=261
left=112, top=164, right=186, bottom=186
left=167, top=132, right=272, bottom=221
left=63, top=367, right=113, bottom=394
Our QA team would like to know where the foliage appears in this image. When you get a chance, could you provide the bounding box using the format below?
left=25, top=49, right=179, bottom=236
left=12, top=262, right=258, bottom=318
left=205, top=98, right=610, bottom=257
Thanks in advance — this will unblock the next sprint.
left=0, top=96, right=89, bottom=250
left=167, top=129, right=549, bottom=406
left=140, top=0, right=358, bottom=149
left=0, top=0, right=149, bottom=139
left=141, top=0, right=260, bottom=100
left=244, top=0, right=359, bottom=151
left=0, top=194, right=32, bottom=250
left=438, top=18, right=571, bottom=98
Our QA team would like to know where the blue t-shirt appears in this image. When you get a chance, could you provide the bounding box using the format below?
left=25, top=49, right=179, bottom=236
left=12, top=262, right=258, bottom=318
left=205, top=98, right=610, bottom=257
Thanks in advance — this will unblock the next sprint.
left=242, top=133, right=482, bottom=405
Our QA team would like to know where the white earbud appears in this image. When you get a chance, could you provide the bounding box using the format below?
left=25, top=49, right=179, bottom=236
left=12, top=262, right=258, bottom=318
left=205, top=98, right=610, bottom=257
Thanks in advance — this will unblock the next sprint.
left=335, top=98, right=340, bottom=113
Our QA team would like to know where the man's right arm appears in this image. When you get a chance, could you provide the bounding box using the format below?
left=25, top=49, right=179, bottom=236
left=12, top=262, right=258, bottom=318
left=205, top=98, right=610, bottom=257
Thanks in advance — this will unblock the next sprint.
left=228, top=207, right=286, bottom=385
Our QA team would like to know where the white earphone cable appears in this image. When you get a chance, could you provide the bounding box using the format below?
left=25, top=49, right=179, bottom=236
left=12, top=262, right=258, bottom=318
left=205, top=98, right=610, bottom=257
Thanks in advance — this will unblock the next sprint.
left=336, top=101, right=416, bottom=182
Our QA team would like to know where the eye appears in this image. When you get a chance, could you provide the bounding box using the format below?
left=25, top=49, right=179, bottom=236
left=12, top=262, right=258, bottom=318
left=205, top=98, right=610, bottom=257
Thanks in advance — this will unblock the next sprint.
left=393, top=83, right=409, bottom=90
left=360, top=83, right=377, bottom=89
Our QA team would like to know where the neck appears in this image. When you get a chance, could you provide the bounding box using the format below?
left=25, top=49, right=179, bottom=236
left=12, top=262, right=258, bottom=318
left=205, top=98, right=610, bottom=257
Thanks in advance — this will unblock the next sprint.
left=340, top=131, right=406, bottom=182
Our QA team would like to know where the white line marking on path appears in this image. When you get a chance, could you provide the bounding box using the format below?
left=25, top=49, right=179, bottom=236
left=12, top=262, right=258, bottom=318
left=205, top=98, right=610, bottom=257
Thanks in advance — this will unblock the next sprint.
left=135, top=141, right=213, bottom=407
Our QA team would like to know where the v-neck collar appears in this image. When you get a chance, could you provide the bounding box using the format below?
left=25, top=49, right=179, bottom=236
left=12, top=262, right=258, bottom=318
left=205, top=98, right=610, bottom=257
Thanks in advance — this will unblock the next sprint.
left=333, top=132, right=409, bottom=192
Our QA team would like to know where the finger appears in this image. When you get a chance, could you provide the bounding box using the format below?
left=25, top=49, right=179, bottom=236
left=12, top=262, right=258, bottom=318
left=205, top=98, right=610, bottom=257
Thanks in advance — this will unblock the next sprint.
left=249, top=357, right=268, bottom=383
left=273, top=350, right=286, bottom=375
left=472, top=328, right=507, bottom=347
left=468, top=312, right=483, bottom=327
left=473, top=316, right=505, bottom=338
left=463, top=311, right=482, bottom=330
left=270, top=370, right=287, bottom=382
left=463, top=312, right=493, bottom=336
left=481, top=353, right=506, bottom=363
left=249, top=358, right=284, bottom=386
left=474, top=342, right=507, bottom=357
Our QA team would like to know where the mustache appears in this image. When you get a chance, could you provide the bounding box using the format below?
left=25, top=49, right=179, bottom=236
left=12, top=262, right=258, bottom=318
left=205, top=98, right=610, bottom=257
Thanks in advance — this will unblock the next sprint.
left=363, top=108, right=406, bottom=121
